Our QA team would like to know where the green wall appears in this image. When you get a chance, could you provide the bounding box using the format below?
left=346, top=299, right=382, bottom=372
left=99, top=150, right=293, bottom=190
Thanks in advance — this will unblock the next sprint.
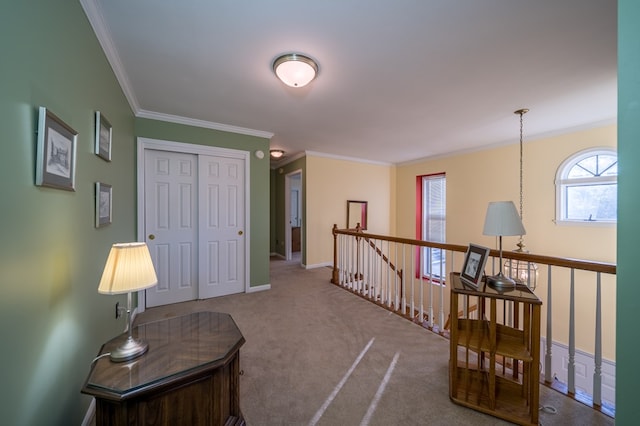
left=0, top=1, right=137, bottom=424
left=616, top=0, right=640, bottom=423
left=135, top=118, right=271, bottom=287
left=0, top=2, right=272, bottom=424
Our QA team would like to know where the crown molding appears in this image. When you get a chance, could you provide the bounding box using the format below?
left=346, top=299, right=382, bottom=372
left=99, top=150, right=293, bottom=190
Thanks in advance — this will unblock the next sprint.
left=305, top=150, right=392, bottom=166
left=81, top=0, right=273, bottom=141
left=80, top=0, right=140, bottom=113
left=136, top=110, right=274, bottom=139
left=399, top=117, right=618, bottom=166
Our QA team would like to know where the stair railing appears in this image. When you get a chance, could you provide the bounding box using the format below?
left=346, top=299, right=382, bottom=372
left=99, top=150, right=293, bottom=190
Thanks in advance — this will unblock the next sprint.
left=331, top=224, right=616, bottom=416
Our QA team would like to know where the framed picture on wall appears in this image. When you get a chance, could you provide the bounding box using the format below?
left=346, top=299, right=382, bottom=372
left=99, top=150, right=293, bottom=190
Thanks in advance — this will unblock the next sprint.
left=347, top=200, right=368, bottom=230
left=95, top=182, right=112, bottom=227
left=460, top=244, right=490, bottom=288
left=36, top=106, right=78, bottom=191
left=95, top=111, right=112, bottom=161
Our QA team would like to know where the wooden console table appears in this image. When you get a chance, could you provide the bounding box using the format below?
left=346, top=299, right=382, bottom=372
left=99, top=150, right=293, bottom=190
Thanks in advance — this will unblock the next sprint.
left=82, top=311, right=245, bottom=426
left=449, top=272, right=541, bottom=426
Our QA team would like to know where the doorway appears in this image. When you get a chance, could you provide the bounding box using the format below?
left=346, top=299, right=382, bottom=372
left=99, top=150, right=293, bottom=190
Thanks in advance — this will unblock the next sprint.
left=137, top=138, right=250, bottom=308
left=285, top=169, right=302, bottom=262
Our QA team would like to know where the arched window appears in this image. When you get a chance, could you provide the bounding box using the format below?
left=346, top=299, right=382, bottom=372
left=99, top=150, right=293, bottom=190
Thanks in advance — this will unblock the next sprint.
left=555, top=148, right=617, bottom=224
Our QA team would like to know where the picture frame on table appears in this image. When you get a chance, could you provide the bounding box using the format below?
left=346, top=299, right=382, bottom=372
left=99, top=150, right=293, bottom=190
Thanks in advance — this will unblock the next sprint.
left=95, top=111, right=112, bottom=161
left=96, top=182, right=112, bottom=228
left=36, top=106, right=78, bottom=191
left=460, top=243, right=491, bottom=288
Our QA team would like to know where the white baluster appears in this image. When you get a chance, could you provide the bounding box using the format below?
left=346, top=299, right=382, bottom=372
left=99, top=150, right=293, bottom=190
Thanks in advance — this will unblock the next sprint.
left=568, top=268, right=576, bottom=393
left=593, top=272, right=602, bottom=406
left=428, top=248, right=434, bottom=328
left=545, top=265, right=553, bottom=382
left=439, top=248, right=444, bottom=331
left=340, top=234, right=344, bottom=285
left=394, top=243, right=399, bottom=310
left=385, top=242, right=389, bottom=303
left=410, top=244, right=415, bottom=320
left=367, top=239, right=372, bottom=297
left=402, top=244, right=406, bottom=315
left=419, top=247, right=424, bottom=324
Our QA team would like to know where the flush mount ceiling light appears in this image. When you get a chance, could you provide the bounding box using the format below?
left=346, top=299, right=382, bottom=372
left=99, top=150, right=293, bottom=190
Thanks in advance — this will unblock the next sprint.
left=273, top=53, right=318, bottom=88
left=270, top=149, right=285, bottom=159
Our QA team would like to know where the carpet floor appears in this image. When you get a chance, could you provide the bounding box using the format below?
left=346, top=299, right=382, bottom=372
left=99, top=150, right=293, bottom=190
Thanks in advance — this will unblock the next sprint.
left=136, top=256, right=614, bottom=426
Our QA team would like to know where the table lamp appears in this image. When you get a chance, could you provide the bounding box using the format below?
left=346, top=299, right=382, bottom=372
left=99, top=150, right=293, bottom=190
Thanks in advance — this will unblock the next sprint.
left=482, top=201, right=526, bottom=289
left=98, top=242, right=158, bottom=362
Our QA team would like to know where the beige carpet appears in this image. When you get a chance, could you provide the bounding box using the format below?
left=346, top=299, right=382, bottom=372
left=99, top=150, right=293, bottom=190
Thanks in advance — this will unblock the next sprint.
left=137, top=257, right=614, bottom=426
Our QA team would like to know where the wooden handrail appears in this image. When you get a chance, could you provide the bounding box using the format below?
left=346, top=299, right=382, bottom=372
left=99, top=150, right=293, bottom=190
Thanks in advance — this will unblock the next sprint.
left=332, top=224, right=403, bottom=286
left=332, top=224, right=617, bottom=414
left=332, top=226, right=616, bottom=275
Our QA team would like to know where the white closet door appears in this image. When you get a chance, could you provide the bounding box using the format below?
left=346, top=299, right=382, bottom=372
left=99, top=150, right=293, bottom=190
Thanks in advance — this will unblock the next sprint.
left=198, top=155, right=245, bottom=298
left=144, top=149, right=198, bottom=307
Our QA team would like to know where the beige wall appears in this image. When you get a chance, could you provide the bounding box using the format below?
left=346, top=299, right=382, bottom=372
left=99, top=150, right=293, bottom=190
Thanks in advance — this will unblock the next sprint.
left=396, top=125, right=616, bottom=260
left=395, top=124, right=617, bottom=359
left=302, top=125, right=615, bottom=357
left=306, top=154, right=393, bottom=266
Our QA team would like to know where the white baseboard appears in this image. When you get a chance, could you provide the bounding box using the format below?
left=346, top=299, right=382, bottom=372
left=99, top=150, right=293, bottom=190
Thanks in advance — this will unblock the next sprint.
left=540, top=337, right=615, bottom=406
left=305, top=261, right=332, bottom=269
left=247, top=283, right=271, bottom=293
left=81, top=398, right=95, bottom=426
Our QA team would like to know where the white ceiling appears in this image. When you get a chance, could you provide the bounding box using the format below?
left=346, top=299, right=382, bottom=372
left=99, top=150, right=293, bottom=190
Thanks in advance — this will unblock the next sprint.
left=82, top=0, right=617, bottom=165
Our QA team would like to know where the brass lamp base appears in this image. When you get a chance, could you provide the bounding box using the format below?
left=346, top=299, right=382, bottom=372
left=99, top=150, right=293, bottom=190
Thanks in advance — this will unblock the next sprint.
left=110, top=336, right=149, bottom=362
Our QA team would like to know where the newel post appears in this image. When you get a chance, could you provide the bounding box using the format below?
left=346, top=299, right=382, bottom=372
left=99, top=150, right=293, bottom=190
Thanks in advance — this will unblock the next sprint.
left=332, top=224, right=339, bottom=284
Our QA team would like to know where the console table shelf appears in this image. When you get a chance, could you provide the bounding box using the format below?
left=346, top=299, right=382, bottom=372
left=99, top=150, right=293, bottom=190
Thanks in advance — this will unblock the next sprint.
left=449, top=273, right=542, bottom=426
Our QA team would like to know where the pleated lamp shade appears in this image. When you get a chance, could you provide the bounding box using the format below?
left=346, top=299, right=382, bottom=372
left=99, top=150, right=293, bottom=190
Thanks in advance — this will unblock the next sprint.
left=98, top=242, right=158, bottom=295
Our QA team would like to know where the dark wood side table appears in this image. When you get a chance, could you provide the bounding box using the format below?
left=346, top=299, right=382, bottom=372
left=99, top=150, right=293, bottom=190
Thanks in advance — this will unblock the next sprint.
left=82, top=311, right=245, bottom=426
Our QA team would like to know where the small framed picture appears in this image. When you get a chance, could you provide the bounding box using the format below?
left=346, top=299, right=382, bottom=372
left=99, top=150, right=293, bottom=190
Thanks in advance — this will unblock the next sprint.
left=95, top=111, right=112, bottom=161
left=36, top=107, right=78, bottom=191
left=96, top=182, right=112, bottom=227
left=460, top=244, right=490, bottom=288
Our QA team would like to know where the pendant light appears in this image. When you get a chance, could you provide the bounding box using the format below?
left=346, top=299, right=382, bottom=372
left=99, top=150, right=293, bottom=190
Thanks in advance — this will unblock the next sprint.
left=503, top=108, right=538, bottom=289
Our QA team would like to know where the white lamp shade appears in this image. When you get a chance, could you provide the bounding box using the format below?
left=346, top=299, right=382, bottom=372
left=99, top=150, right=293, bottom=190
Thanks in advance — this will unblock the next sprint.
left=483, top=201, right=526, bottom=237
left=273, top=54, right=318, bottom=88
left=98, top=242, right=158, bottom=294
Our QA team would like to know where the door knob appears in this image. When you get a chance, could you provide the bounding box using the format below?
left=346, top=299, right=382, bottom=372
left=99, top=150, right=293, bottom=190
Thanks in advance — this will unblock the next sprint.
left=238, top=231, right=243, bottom=236
left=148, top=234, right=155, bottom=240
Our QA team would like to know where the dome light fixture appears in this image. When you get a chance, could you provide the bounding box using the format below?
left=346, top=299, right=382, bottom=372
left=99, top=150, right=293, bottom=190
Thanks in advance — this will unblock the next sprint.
left=273, top=53, right=318, bottom=88
left=270, top=149, right=285, bottom=159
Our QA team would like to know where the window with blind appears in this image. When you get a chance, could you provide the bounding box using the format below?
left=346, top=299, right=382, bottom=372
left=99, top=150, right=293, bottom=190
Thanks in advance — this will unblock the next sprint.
left=417, top=173, right=446, bottom=281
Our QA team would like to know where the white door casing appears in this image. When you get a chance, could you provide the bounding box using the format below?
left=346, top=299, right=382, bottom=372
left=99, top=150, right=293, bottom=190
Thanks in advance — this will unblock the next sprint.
left=136, top=138, right=250, bottom=310
left=284, top=169, right=302, bottom=261
left=290, top=190, right=299, bottom=227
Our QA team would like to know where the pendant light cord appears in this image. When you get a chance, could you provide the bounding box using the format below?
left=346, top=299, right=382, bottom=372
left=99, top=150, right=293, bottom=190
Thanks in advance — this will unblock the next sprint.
left=519, top=110, right=524, bottom=221
left=515, top=109, right=529, bottom=247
